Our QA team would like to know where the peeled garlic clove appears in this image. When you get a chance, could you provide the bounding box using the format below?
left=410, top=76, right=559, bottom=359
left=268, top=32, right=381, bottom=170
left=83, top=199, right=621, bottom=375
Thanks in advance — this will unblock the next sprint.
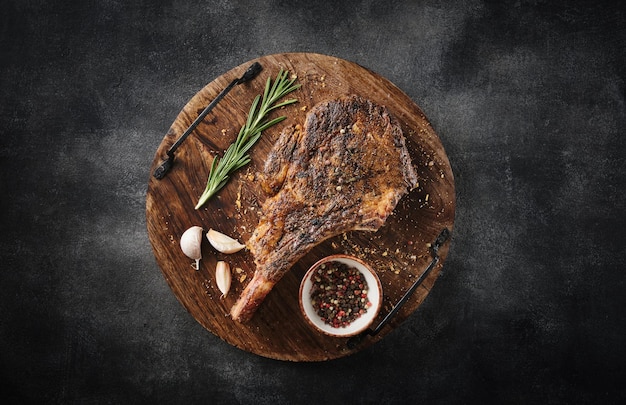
left=206, top=229, right=245, bottom=254
left=180, top=226, right=203, bottom=270
left=215, top=261, right=231, bottom=298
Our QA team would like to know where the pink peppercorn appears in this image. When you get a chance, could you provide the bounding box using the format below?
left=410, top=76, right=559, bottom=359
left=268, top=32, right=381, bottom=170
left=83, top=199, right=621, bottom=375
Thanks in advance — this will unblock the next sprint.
left=309, top=261, right=371, bottom=328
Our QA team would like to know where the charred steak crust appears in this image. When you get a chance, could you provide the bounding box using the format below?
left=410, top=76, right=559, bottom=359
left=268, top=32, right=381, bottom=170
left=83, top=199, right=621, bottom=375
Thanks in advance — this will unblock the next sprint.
left=231, top=95, right=419, bottom=322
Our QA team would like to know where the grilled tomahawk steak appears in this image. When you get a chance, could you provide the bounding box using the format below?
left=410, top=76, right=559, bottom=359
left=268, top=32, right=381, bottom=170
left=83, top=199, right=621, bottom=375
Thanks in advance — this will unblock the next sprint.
left=231, top=95, right=419, bottom=322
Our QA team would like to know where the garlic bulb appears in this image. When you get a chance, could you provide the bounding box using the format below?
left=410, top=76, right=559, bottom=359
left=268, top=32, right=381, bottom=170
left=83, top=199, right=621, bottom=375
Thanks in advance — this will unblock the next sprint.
left=180, top=226, right=203, bottom=270
left=215, top=261, right=231, bottom=298
left=206, top=229, right=245, bottom=254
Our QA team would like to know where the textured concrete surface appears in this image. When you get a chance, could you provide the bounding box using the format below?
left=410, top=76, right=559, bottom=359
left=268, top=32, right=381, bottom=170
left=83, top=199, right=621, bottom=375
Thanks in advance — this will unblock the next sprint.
left=1, top=0, right=625, bottom=403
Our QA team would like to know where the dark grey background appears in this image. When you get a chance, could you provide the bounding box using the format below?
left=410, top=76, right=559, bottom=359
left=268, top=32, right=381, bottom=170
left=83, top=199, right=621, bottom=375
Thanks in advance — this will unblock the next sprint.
left=2, top=0, right=625, bottom=403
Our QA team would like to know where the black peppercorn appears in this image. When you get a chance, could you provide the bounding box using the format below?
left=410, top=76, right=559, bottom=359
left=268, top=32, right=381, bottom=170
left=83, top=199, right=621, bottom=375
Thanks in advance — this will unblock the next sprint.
left=309, top=261, right=372, bottom=328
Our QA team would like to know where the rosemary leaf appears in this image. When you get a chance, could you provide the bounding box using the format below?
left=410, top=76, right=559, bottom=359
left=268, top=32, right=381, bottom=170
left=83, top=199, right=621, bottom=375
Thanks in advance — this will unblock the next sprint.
left=195, top=70, right=300, bottom=209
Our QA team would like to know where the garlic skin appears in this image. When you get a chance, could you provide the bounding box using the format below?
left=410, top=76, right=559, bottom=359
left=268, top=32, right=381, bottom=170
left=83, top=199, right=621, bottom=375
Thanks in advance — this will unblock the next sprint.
left=180, top=226, right=204, bottom=270
left=215, top=261, right=231, bottom=298
left=206, top=229, right=245, bottom=254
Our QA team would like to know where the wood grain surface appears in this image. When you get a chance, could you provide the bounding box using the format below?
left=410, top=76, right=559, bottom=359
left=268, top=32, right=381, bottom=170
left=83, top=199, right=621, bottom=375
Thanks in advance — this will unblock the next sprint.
left=146, top=53, right=455, bottom=361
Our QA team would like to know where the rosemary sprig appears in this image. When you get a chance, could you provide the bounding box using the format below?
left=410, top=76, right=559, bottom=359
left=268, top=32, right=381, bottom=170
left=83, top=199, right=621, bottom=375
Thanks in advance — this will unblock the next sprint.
left=195, top=69, right=300, bottom=209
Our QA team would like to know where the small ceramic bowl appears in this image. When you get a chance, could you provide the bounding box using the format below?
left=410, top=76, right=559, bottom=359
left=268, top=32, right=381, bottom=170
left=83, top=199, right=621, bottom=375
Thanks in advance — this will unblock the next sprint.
left=299, top=254, right=382, bottom=337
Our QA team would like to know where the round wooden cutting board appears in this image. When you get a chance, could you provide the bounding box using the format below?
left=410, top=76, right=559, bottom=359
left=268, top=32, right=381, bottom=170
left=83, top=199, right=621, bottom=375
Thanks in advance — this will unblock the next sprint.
left=146, top=53, right=455, bottom=361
